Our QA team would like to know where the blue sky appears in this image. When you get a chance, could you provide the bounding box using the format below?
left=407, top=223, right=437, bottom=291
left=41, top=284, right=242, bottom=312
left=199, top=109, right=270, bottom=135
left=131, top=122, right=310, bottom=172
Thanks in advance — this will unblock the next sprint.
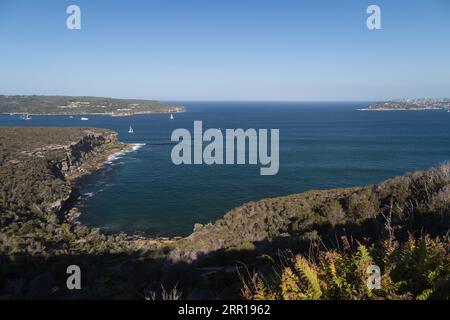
left=1, top=0, right=449, bottom=101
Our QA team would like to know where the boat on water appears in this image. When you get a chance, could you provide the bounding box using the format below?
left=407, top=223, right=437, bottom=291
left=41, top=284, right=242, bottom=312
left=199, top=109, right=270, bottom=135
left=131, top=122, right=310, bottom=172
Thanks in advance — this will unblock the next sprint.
left=80, top=117, right=89, bottom=121
left=128, top=126, right=134, bottom=134
left=170, top=113, right=174, bottom=120
left=21, top=114, right=32, bottom=120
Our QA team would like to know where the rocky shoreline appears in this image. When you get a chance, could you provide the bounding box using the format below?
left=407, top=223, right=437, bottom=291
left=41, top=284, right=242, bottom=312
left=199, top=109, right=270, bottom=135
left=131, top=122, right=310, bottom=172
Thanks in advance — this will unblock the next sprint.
left=58, top=136, right=180, bottom=248
left=63, top=143, right=134, bottom=222
left=63, top=141, right=182, bottom=246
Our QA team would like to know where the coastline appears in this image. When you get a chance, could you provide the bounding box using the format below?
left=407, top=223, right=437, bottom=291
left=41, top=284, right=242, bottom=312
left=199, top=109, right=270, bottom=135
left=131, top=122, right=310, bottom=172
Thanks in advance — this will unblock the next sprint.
left=361, top=99, right=450, bottom=112
left=358, top=107, right=445, bottom=111
left=64, top=142, right=134, bottom=221
left=63, top=141, right=179, bottom=247
left=66, top=143, right=134, bottom=183
left=0, top=109, right=186, bottom=117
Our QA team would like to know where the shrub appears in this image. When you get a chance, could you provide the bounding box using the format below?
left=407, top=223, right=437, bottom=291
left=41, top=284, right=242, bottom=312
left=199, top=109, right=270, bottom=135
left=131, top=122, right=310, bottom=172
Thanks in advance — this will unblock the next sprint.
left=323, top=200, right=346, bottom=226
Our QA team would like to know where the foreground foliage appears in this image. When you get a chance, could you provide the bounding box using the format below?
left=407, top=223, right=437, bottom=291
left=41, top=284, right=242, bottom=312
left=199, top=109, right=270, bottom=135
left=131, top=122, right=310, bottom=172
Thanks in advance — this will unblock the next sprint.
left=242, top=235, right=449, bottom=300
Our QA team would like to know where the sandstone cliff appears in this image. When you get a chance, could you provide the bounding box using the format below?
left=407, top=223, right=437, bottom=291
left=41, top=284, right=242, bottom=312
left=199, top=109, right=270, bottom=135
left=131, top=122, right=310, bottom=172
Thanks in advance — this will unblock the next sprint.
left=0, top=127, right=127, bottom=215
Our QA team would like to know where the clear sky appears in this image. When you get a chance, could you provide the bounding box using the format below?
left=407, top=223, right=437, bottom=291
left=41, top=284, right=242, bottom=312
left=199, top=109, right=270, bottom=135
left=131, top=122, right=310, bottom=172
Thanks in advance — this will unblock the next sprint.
left=1, top=0, right=450, bottom=101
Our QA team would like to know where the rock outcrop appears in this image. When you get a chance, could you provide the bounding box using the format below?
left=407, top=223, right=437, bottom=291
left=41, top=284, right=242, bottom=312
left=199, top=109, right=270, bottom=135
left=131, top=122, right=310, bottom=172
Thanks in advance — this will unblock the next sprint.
left=0, top=127, right=127, bottom=215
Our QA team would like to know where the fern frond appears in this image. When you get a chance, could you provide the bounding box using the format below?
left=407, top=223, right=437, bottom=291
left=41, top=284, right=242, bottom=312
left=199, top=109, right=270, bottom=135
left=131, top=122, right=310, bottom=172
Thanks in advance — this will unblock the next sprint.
left=294, top=256, right=322, bottom=299
left=280, top=267, right=301, bottom=300
left=416, top=288, right=434, bottom=300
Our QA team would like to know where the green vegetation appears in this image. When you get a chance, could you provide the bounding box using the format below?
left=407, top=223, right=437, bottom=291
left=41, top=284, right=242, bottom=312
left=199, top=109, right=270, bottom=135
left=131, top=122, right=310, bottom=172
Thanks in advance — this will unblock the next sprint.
left=0, top=127, right=133, bottom=256
left=364, top=98, right=450, bottom=111
left=0, top=127, right=121, bottom=213
left=0, top=126, right=448, bottom=299
left=0, top=95, right=184, bottom=116
left=241, top=235, right=449, bottom=300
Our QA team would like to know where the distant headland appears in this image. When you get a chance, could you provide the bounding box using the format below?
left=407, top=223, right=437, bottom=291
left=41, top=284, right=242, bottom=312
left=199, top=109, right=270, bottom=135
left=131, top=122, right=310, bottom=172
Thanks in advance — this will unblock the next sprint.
left=361, top=98, right=450, bottom=111
left=0, top=95, right=185, bottom=116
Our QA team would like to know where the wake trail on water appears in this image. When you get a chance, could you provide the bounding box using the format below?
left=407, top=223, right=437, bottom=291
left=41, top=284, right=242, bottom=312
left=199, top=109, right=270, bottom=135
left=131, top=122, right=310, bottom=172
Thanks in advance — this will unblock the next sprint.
left=105, top=143, right=146, bottom=164
left=81, top=144, right=146, bottom=199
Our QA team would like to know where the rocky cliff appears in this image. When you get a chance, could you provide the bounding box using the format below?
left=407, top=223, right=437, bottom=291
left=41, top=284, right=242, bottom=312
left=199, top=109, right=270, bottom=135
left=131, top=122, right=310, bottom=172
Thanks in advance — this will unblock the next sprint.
left=0, top=127, right=126, bottom=215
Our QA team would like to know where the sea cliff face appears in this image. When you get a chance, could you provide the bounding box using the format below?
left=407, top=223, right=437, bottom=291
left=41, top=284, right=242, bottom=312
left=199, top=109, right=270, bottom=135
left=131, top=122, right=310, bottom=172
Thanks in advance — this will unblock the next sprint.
left=0, top=127, right=138, bottom=261
left=0, top=127, right=126, bottom=215
left=56, top=130, right=124, bottom=180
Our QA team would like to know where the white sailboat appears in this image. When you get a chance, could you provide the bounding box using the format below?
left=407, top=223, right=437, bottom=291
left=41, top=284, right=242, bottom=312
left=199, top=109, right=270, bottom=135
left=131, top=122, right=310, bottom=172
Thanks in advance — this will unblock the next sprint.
left=21, top=113, right=31, bottom=120
left=80, top=117, right=89, bottom=121
left=128, top=125, right=134, bottom=134
left=170, top=113, right=174, bottom=120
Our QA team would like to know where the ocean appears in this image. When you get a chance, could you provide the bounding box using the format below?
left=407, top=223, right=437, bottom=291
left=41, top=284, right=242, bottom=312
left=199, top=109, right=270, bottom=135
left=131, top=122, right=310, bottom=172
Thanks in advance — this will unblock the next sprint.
left=1, top=102, right=450, bottom=236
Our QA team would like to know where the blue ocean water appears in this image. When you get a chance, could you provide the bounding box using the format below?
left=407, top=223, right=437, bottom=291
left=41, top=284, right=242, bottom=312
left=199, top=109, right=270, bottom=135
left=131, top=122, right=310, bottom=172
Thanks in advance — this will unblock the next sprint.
left=1, top=102, right=450, bottom=236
